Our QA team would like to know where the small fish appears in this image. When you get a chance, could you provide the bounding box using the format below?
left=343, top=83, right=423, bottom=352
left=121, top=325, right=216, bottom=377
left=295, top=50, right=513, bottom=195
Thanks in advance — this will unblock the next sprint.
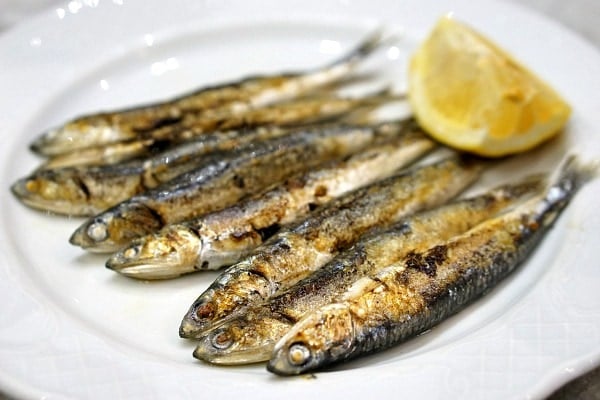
left=37, top=92, right=397, bottom=168
left=179, top=156, right=483, bottom=338
left=106, top=122, right=435, bottom=279
left=69, top=124, right=400, bottom=252
left=12, top=125, right=292, bottom=215
left=145, top=92, right=399, bottom=143
left=192, top=174, right=546, bottom=364
left=267, top=156, right=595, bottom=375
left=30, top=31, right=388, bottom=156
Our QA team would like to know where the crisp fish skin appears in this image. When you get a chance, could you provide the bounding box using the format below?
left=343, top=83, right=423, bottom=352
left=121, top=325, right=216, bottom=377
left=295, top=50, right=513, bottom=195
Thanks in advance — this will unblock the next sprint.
left=69, top=124, right=399, bottom=253
left=30, top=31, right=387, bottom=156
left=267, top=155, right=596, bottom=376
left=192, top=174, right=546, bottom=365
left=178, top=156, right=483, bottom=339
left=106, top=123, right=435, bottom=279
left=12, top=125, right=292, bottom=216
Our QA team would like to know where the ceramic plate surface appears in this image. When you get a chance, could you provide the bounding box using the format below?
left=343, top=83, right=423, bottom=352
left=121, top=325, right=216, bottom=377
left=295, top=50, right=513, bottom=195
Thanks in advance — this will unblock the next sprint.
left=1, top=1, right=600, bottom=399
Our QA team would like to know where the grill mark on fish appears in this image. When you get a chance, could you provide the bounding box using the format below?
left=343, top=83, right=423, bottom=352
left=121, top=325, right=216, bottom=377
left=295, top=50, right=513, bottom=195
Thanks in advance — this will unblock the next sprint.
left=190, top=174, right=547, bottom=364
left=267, top=155, right=596, bottom=375
left=178, top=156, right=483, bottom=338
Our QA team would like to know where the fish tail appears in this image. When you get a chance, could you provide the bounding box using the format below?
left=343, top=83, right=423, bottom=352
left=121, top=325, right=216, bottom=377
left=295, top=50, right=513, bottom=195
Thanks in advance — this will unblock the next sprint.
left=492, top=172, right=548, bottom=201
left=325, top=29, right=393, bottom=69
left=551, top=154, right=598, bottom=194
left=533, top=155, right=598, bottom=226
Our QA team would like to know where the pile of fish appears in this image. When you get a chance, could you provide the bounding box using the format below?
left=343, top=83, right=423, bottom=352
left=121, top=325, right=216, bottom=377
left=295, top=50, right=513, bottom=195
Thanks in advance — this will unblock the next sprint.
left=11, top=31, right=596, bottom=375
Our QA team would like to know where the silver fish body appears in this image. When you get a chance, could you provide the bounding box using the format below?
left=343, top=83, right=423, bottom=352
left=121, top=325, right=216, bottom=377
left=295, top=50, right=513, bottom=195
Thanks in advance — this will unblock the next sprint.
left=39, top=124, right=289, bottom=170
left=106, top=123, right=435, bottom=279
left=267, top=156, right=595, bottom=375
left=143, top=93, right=397, bottom=143
left=192, top=175, right=546, bottom=364
left=30, top=31, right=387, bottom=156
left=40, top=139, right=158, bottom=170
left=12, top=125, right=293, bottom=215
left=69, top=124, right=401, bottom=252
left=179, top=156, right=483, bottom=339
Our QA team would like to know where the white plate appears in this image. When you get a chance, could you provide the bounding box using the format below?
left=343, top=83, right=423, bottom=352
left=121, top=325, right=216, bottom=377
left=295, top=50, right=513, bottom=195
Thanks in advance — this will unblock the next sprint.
left=1, top=1, right=600, bottom=399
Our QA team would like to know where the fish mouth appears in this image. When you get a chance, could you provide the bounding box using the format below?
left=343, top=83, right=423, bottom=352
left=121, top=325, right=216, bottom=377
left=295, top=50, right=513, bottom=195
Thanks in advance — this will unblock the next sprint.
left=106, top=253, right=189, bottom=280
left=29, top=128, right=58, bottom=155
left=193, top=339, right=273, bottom=365
left=106, top=227, right=202, bottom=279
left=192, top=315, right=290, bottom=365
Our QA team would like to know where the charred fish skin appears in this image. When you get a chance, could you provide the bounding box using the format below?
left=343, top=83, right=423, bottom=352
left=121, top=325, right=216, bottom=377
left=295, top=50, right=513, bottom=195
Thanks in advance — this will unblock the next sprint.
left=179, top=155, right=483, bottom=339
left=71, top=124, right=397, bottom=253
left=107, top=123, right=436, bottom=279
left=192, top=174, right=546, bottom=365
left=30, top=31, right=387, bottom=156
left=267, top=156, right=595, bottom=376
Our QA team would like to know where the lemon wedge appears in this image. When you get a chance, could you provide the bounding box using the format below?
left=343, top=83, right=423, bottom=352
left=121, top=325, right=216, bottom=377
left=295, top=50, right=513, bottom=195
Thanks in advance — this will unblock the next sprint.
left=408, top=16, right=571, bottom=157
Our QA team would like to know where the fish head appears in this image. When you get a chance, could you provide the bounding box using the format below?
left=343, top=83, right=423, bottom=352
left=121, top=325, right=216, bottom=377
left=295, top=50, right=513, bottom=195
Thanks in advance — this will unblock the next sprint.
left=105, top=225, right=201, bottom=279
left=11, top=169, right=95, bottom=215
left=267, top=303, right=354, bottom=375
left=180, top=264, right=272, bottom=338
left=193, top=309, right=291, bottom=365
left=69, top=202, right=163, bottom=253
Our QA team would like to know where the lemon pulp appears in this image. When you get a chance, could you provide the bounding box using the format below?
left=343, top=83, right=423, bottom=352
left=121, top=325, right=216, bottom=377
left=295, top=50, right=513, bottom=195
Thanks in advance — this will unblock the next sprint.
left=408, top=16, right=571, bottom=157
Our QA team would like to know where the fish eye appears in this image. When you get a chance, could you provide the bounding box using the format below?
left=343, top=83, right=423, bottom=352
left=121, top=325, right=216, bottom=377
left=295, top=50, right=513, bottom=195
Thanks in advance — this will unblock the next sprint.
left=24, top=179, right=40, bottom=193
left=87, top=221, right=107, bottom=242
left=210, top=329, right=233, bottom=350
left=123, top=245, right=140, bottom=259
left=287, top=343, right=311, bottom=366
left=194, top=300, right=214, bottom=320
